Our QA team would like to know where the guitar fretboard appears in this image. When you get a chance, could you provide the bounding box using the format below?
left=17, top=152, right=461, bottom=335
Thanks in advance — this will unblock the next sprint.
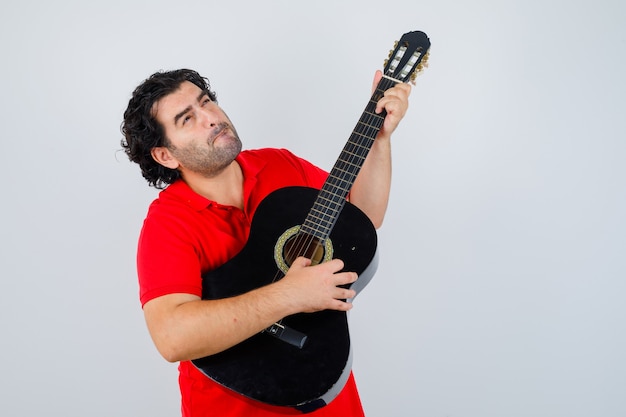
left=300, top=76, right=399, bottom=239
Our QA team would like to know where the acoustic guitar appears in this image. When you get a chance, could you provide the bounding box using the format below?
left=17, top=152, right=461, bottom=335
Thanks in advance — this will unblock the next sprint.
left=192, top=30, right=431, bottom=413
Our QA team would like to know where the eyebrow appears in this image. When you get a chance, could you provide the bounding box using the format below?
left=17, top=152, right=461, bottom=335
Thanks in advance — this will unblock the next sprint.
left=173, top=91, right=209, bottom=126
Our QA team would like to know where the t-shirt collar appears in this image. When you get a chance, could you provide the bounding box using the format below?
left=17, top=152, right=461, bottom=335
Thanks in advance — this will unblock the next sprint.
left=160, top=151, right=268, bottom=211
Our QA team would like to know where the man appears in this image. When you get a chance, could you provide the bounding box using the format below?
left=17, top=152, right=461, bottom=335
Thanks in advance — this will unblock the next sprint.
left=121, top=68, right=411, bottom=416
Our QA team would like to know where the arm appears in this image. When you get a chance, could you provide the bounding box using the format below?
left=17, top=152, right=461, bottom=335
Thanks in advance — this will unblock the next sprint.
left=349, top=70, right=412, bottom=228
left=143, top=257, right=357, bottom=362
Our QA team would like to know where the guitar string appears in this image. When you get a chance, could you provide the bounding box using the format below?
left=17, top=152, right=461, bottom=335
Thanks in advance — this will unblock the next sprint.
left=281, top=76, right=397, bottom=275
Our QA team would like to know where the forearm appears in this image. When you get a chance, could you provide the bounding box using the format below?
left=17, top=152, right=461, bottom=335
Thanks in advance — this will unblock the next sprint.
left=350, top=137, right=392, bottom=229
left=144, top=283, right=295, bottom=362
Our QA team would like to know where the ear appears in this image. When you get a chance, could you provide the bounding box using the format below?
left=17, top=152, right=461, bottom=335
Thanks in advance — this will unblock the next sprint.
left=151, top=146, right=180, bottom=170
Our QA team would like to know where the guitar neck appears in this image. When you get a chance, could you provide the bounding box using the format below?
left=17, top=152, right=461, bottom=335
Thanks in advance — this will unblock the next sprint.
left=300, top=76, right=400, bottom=240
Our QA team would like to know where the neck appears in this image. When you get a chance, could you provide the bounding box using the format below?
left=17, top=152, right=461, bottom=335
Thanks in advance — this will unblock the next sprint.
left=182, top=160, right=244, bottom=209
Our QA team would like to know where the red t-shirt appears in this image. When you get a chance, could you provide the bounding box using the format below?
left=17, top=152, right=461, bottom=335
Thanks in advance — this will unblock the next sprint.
left=137, top=148, right=365, bottom=416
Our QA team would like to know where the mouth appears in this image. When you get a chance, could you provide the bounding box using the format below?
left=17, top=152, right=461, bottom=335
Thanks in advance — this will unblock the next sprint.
left=209, top=124, right=229, bottom=144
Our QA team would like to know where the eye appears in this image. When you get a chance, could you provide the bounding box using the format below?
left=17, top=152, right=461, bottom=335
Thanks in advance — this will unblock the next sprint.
left=182, top=114, right=192, bottom=125
left=201, top=97, right=211, bottom=106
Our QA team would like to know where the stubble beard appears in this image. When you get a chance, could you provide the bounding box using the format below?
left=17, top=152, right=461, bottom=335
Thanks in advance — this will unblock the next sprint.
left=169, top=123, right=243, bottom=178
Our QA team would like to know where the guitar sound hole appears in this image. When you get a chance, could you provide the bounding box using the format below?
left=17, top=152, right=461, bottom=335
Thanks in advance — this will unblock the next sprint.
left=283, top=234, right=326, bottom=267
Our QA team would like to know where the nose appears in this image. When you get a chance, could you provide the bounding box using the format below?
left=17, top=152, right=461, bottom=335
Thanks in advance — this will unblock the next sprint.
left=199, top=104, right=218, bottom=128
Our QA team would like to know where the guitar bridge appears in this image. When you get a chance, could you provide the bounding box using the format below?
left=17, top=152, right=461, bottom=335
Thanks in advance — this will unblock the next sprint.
left=264, top=322, right=308, bottom=349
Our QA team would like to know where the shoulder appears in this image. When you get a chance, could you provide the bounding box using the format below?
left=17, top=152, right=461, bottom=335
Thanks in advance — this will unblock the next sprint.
left=146, top=180, right=210, bottom=216
left=139, top=181, right=209, bottom=251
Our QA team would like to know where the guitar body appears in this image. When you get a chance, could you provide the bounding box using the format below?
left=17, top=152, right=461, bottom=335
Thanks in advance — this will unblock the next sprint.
left=192, top=186, right=378, bottom=411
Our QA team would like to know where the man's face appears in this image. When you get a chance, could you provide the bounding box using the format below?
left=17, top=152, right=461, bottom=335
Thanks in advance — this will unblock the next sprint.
left=152, top=81, right=242, bottom=178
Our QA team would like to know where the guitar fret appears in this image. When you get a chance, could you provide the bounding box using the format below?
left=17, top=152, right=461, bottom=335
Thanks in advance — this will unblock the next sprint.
left=313, top=200, right=343, bottom=213
left=328, top=173, right=356, bottom=185
left=344, top=147, right=369, bottom=155
left=331, top=170, right=358, bottom=180
left=306, top=213, right=337, bottom=227
left=360, top=111, right=385, bottom=122
left=314, top=196, right=344, bottom=209
left=322, top=181, right=350, bottom=192
left=363, top=110, right=386, bottom=119
left=319, top=185, right=346, bottom=194
left=303, top=194, right=348, bottom=230
left=305, top=214, right=334, bottom=228
left=339, top=153, right=368, bottom=163
left=335, top=157, right=363, bottom=166
left=357, top=115, right=382, bottom=127
left=310, top=204, right=343, bottom=218
left=299, top=225, right=327, bottom=239
left=302, top=223, right=333, bottom=236
left=326, top=169, right=355, bottom=179
left=354, top=123, right=379, bottom=134
left=303, top=211, right=339, bottom=226
left=340, top=147, right=370, bottom=159
left=353, top=128, right=378, bottom=138
left=308, top=206, right=336, bottom=217
left=318, top=191, right=348, bottom=205
left=345, top=137, right=373, bottom=147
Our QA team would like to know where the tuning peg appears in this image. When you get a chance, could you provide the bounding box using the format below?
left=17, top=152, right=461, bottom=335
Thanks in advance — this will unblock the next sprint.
left=388, top=41, right=398, bottom=59
left=410, top=50, right=431, bottom=85
left=418, top=51, right=430, bottom=70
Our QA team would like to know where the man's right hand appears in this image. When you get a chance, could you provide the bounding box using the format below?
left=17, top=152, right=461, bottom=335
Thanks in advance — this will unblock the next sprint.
left=277, top=257, right=358, bottom=314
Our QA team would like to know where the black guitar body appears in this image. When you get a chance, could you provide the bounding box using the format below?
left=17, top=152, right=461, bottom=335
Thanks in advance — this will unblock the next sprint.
left=192, top=186, right=378, bottom=411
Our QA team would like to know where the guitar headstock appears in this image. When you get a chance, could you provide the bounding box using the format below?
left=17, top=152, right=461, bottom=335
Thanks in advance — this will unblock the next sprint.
left=384, top=31, right=431, bottom=85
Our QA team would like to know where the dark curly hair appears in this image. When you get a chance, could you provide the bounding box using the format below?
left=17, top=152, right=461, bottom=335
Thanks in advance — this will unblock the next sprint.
left=121, top=69, right=218, bottom=188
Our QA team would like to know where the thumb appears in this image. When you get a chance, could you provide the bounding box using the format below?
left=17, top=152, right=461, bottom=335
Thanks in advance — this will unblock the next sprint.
left=371, top=70, right=383, bottom=95
left=290, top=257, right=312, bottom=270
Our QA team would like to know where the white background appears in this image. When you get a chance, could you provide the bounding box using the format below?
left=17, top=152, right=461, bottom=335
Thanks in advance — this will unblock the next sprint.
left=1, top=1, right=625, bottom=416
